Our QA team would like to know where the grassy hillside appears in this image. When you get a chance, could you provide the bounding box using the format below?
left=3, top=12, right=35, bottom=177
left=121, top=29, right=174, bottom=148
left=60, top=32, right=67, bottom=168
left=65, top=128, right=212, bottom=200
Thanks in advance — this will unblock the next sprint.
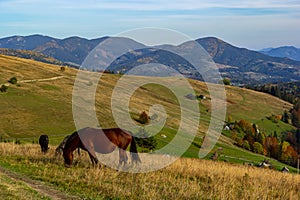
left=0, top=143, right=299, bottom=200
left=0, top=54, right=296, bottom=169
left=0, top=48, right=63, bottom=66
left=0, top=55, right=77, bottom=140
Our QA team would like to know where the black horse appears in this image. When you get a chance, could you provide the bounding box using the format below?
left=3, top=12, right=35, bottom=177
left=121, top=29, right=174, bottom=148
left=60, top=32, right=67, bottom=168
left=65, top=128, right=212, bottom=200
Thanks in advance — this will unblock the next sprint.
left=39, top=134, right=49, bottom=154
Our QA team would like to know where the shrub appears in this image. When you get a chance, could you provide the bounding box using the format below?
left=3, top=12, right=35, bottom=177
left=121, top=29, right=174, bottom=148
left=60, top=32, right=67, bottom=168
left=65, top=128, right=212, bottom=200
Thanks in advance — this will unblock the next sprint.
left=60, top=66, right=66, bottom=72
left=267, top=115, right=279, bottom=123
left=253, top=142, right=264, bottom=154
left=242, top=140, right=251, bottom=150
left=135, top=128, right=157, bottom=152
left=223, top=78, right=231, bottom=85
left=8, top=77, right=18, bottom=84
left=237, top=119, right=252, bottom=133
left=0, top=85, right=8, bottom=92
left=137, top=111, right=149, bottom=124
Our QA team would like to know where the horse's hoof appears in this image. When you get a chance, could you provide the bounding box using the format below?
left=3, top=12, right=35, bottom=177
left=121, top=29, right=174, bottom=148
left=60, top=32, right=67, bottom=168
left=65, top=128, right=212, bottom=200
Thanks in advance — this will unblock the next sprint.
left=64, top=163, right=71, bottom=168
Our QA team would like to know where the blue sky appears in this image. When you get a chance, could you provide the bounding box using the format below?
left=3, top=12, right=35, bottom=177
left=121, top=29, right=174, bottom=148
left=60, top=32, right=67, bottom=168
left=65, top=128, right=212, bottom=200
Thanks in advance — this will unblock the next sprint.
left=0, top=0, right=300, bottom=49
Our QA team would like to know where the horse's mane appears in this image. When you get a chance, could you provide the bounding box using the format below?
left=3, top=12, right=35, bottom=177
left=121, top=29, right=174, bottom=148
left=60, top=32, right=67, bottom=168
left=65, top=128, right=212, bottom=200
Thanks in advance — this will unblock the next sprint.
left=63, top=131, right=79, bottom=150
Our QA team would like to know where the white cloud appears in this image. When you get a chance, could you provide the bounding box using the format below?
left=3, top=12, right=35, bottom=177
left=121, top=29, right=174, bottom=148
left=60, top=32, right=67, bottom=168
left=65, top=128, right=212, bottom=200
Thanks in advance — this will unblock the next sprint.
left=64, top=0, right=300, bottom=10
left=2, top=0, right=300, bottom=11
left=1, top=0, right=300, bottom=49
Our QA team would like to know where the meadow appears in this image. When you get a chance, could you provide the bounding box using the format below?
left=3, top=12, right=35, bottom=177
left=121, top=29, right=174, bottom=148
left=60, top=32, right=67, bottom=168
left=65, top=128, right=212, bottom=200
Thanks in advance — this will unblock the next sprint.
left=0, top=54, right=293, bottom=138
left=1, top=54, right=299, bottom=199
left=0, top=142, right=299, bottom=199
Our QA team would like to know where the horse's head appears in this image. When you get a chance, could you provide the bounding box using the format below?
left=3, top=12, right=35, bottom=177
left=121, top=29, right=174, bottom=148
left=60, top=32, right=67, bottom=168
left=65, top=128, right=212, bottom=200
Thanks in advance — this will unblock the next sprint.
left=63, top=155, right=73, bottom=167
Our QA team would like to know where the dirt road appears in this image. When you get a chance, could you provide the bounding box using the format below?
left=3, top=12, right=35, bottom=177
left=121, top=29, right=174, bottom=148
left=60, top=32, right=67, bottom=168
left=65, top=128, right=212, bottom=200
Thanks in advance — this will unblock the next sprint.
left=2, top=76, right=66, bottom=86
left=0, top=166, right=81, bottom=200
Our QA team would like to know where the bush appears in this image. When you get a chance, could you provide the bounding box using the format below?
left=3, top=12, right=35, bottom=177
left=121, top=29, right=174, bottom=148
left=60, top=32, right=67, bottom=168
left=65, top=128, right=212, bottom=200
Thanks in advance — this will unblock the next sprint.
left=223, top=78, right=231, bottom=85
left=60, top=66, right=66, bottom=72
left=242, top=140, right=251, bottom=150
left=8, top=77, right=17, bottom=84
left=137, top=111, right=149, bottom=124
left=0, top=85, right=8, bottom=92
left=267, top=115, right=278, bottom=123
left=135, top=128, right=157, bottom=152
left=253, top=142, right=263, bottom=154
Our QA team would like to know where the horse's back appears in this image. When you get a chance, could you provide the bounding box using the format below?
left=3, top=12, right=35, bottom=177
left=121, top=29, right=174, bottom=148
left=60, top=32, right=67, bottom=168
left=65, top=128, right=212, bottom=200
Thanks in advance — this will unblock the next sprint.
left=39, top=134, right=49, bottom=153
left=77, top=127, right=132, bottom=153
left=39, top=134, right=48, bottom=144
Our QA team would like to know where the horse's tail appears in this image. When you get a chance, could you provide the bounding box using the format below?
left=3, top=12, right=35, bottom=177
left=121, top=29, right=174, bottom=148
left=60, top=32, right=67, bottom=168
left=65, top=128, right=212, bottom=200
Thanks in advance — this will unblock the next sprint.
left=130, top=136, right=141, bottom=163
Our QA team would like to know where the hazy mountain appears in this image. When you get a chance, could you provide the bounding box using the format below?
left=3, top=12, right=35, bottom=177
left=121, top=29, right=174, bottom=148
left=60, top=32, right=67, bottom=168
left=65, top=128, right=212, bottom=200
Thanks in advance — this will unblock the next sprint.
left=107, top=37, right=300, bottom=84
left=197, top=37, right=299, bottom=66
left=33, top=36, right=108, bottom=64
left=0, top=35, right=108, bottom=64
left=260, top=46, right=300, bottom=61
left=1, top=34, right=300, bottom=84
left=0, top=34, right=57, bottom=50
left=196, top=37, right=300, bottom=83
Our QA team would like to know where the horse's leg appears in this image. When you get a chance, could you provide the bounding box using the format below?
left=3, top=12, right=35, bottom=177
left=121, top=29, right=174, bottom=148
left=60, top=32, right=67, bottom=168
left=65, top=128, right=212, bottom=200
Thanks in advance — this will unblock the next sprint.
left=87, top=151, right=98, bottom=167
left=83, top=142, right=98, bottom=167
left=77, top=148, right=80, bottom=156
left=118, top=149, right=128, bottom=169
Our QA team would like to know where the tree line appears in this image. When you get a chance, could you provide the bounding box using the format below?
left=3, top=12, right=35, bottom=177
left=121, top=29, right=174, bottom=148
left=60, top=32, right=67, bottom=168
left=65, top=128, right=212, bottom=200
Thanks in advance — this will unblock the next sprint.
left=225, top=117, right=299, bottom=167
left=246, top=81, right=300, bottom=104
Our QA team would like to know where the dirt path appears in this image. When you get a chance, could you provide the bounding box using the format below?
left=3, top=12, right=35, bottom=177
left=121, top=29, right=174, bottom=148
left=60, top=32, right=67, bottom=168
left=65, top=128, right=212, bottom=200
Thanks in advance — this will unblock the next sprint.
left=2, top=75, right=66, bottom=86
left=0, top=166, right=82, bottom=200
left=18, top=76, right=66, bottom=83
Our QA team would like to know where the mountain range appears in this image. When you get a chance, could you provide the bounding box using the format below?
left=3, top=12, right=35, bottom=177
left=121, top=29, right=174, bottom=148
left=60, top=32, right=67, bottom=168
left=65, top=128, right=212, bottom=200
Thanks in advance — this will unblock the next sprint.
left=260, top=46, right=300, bottom=62
left=1, top=34, right=300, bottom=84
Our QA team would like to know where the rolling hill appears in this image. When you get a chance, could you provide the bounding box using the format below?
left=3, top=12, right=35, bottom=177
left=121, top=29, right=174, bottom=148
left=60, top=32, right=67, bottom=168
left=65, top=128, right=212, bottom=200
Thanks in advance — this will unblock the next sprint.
left=0, top=34, right=57, bottom=50
left=0, top=48, right=62, bottom=65
left=0, top=54, right=296, bottom=171
left=197, top=37, right=300, bottom=83
left=0, top=35, right=108, bottom=65
left=1, top=35, right=300, bottom=84
left=260, top=46, right=300, bottom=61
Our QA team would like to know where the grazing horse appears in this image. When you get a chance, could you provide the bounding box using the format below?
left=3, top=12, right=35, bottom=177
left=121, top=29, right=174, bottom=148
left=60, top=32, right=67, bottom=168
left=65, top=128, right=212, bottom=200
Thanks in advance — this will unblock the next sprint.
left=63, top=127, right=141, bottom=168
left=55, top=135, right=80, bottom=156
left=39, top=134, right=49, bottom=154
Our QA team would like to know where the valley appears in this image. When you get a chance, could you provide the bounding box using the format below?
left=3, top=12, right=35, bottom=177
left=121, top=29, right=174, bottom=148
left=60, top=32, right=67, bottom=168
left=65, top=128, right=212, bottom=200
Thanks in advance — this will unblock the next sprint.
left=0, top=54, right=299, bottom=199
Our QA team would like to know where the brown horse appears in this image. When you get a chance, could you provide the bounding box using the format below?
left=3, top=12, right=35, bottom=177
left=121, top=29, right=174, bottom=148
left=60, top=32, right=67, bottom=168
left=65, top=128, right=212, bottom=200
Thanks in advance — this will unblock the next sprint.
left=63, top=127, right=141, bottom=167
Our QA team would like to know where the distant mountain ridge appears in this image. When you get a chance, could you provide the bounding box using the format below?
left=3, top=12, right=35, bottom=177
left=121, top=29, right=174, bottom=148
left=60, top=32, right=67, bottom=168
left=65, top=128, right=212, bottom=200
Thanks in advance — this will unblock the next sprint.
left=1, top=34, right=300, bottom=84
left=0, top=34, right=57, bottom=50
left=260, top=46, right=300, bottom=61
left=0, top=35, right=108, bottom=65
left=196, top=37, right=300, bottom=83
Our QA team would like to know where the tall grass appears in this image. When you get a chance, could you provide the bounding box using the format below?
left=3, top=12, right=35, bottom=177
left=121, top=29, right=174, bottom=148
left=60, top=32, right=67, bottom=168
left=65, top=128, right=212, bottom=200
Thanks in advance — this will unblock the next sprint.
left=0, top=142, right=299, bottom=199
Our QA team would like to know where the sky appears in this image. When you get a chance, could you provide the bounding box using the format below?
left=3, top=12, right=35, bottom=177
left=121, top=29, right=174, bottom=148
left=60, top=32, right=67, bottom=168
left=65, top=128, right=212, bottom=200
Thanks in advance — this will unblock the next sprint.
left=0, top=0, right=300, bottom=50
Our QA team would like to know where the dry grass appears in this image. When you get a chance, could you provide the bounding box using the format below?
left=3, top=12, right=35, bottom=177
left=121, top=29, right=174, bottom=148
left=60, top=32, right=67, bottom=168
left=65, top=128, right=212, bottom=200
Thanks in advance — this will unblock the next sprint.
left=0, top=55, right=293, bottom=138
left=1, top=54, right=298, bottom=199
left=0, top=142, right=299, bottom=200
